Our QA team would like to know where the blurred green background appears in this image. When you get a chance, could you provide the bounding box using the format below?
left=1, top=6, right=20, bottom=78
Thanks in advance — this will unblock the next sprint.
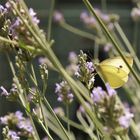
left=0, top=0, right=137, bottom=139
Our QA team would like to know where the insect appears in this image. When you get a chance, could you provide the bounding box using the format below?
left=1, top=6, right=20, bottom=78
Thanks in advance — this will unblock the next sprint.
left=96, top=56, right=133, bottom=89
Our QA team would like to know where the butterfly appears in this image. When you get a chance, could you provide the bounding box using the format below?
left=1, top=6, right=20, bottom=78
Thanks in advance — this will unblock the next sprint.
left=96, top=56, right=133, bottom=89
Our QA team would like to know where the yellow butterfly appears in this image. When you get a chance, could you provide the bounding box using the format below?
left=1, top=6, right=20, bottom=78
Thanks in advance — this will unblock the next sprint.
left=96, top=56, right=133, bottom=89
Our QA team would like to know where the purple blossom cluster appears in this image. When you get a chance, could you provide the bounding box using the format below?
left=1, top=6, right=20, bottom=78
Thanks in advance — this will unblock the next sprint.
left=75, top=51, right=95, bottom=90
left=0, top=1, right=40, bottom=45
left=0, top=111, right=33, bottom=139
left=55, top=81, right=74, bottom=104
left=80, top=10, right=119, bottom=30
left=90, top=83, right=133, bottom=132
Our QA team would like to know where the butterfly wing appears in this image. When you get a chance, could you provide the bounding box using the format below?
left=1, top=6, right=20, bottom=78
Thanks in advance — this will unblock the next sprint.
left=97, top=65, right=129, bottom=89
left=99, top=56, right=133, bottom=74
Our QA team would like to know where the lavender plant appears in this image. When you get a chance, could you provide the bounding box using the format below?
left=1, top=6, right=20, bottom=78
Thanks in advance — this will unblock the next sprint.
left=0, top=0, right=140, bottom=140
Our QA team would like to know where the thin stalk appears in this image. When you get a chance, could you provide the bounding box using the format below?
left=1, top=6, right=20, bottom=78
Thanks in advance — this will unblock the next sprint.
left=114, top=23, right=140, bottom=72
left=39, top=100, right=50, bottom=133
left=43, top=97, right=71, bottom=140
left=61, top=116, right=85, bottom=131
left=60, top=21, right=98, bottom=41
left=131, top=121, right=140, bottom=140
left=66, top=104, right=70, bottom=133
left=83, top=0, right=140, bottom=86
left=38, top=119, right=54, bottom=140
left=6, top=54, right=40, bottom=140
left=133, top=22, right=139, bottom=52
left=30, top=65, right=50, bottom=136
left=47, top=0, right=55, bottom=41
left=0, top=36, right=18, bottom=45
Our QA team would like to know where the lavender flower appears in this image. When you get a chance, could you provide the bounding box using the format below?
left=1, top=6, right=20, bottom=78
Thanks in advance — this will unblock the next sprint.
left=53, top=11, right=64, bottom=23
left=55, top=81, right=73, bottom=103
left=0, top=116, right=8, bottom=125
left=68, top=52, right=78, bottom=64
left=0, top=5, right=6, bottom=13
left=54, top=107, right=65, bottom=117
left=15, top=111, right=24, bottom=121
left=80, top=11, right=97, bottom=27
left=106, top=83, right=116, bottom=97
left=118, top=110, right=134, bottom=128
left=86, top=62, right=94, bottom=73
left=104, top=43, right=112, bottom=52
left=8, top=130, right=20, bottom=140
left=91, top=87, right=106, bottom=103
left=17, top=119, right=33, bottom=133
left=0, top=86, right=9, bottom=96
left=29, top=8, right=40, bottom=24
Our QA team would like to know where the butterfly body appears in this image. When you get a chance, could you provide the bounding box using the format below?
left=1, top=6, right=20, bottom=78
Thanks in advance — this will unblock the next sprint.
left=96, top=56, right=133, bottom=89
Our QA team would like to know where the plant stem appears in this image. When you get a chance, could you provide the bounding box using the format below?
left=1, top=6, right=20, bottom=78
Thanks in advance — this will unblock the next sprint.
left=114, top=22, right=140, bottom=72
left=60, top=21, right=98, bottom=41
left=133, top=22, right=139, bottom=52
left=47, top=0, right=55, bottom=41
left=43, top=97, right=71, bottom=140
left=38, top=119, right=54, bottom=140
left=66, top=104, right=70, bottom=133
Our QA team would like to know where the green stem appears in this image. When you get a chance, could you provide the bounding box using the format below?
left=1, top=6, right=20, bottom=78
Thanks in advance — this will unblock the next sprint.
left=114, top=23, right=140, bottom=72
left=83, top=0, right=140, bottom=86
left=133, top=22, right=139, bottom=52
left=47, top=0, right=55, bottom=41
left=0, top=36, right=18, bottom=45
left=61, top=116, right=85, bottom=131
left=6, top=54, right=40, bottom=140
left=43, top=97, right=71, bottom=140
left=66, top=104, right=70, bottom=133
left=131, top=121, right=140, bottom=140
left=38, top=119, right=54, bottom=140
left=60, top=21, right=98, bottom=41
left=39, top=100, right=50, bottom=132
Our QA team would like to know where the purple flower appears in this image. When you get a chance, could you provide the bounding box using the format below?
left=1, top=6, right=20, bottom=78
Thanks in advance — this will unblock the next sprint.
left=104, top=43, right=112, bottom=52
left=105, top=83, right=116, bottom=96
left=0, top=116, right=8, bottom=124
left=54, top=107, right=65, bottom=117
left=101, top=14, right=110, bottom=23
left=118, top=111, right=134, bottom=128
left=0, top=86, right=9, bottom=96
left=55, top=81, right=73, bottom=103
left=8, top=130, right=20, bottom=140
left=15, top=111, right=24, bottom=121
left=53, top=11, right=64, bottom=23
left=29, top=8, right=40, bottom=24
left=17, top=119, right=33, bottom=133
left=91, top=87, right=106, bottom=103
left=86, top=62, right=94, bottom=73
left=68, top=52, right=78, bottom=64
